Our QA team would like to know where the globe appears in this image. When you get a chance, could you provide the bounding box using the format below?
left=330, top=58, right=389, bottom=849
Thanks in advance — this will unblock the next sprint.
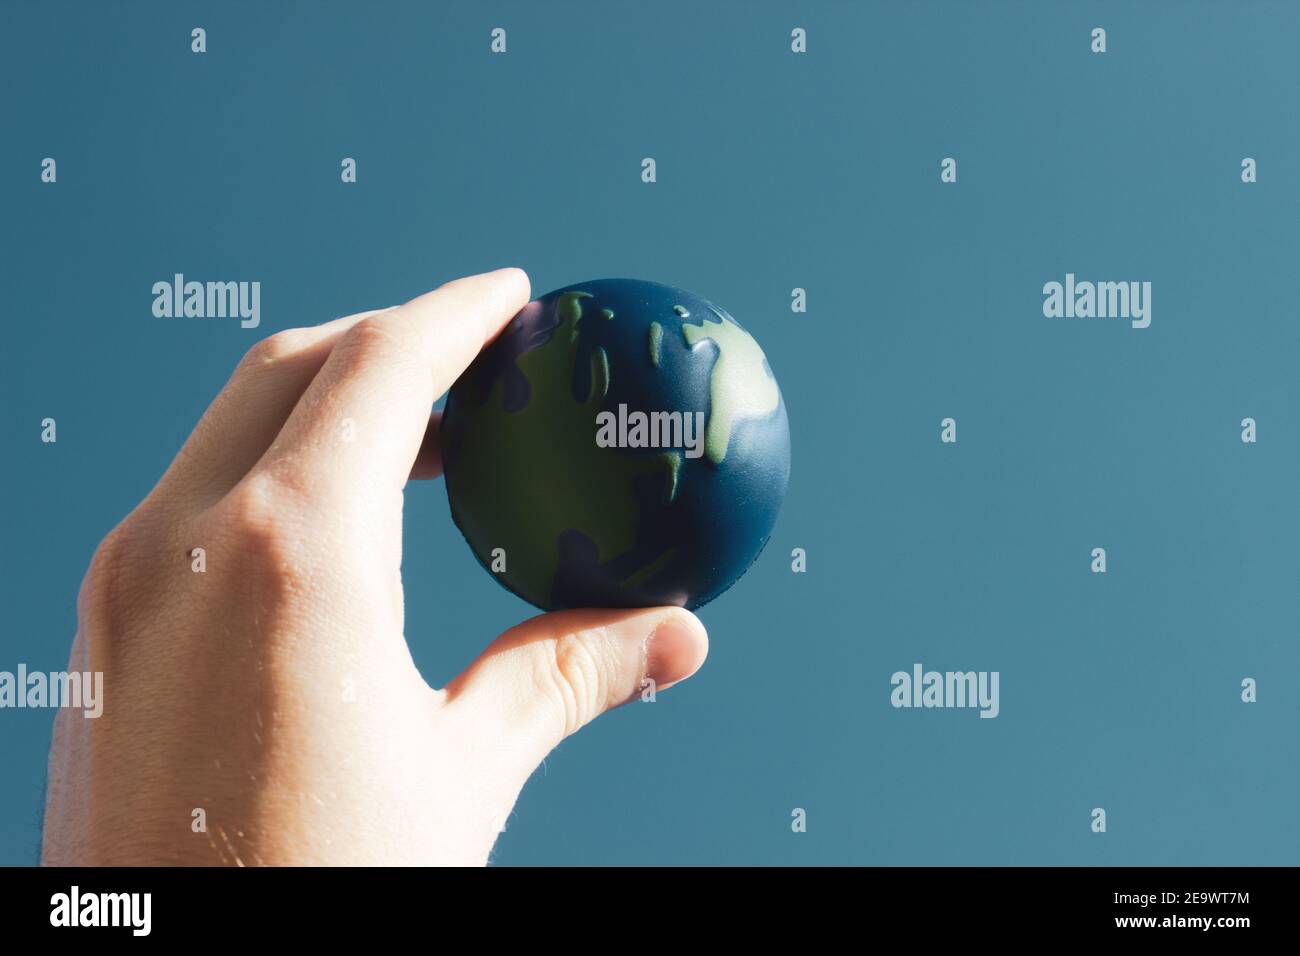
left=441, top=278, right=791, bottom=611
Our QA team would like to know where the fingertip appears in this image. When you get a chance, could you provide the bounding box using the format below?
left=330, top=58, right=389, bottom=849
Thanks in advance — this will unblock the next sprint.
left=646, top=608, right=709, bottom=691
left=493, top=266, right=531, bottom=300
left=452, top=267, right=531, bottom=345
left=475, top=267, right=530, bottom=318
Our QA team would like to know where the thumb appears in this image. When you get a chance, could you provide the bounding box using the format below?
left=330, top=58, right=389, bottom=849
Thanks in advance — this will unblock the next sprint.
left=443, top=606, right=708, bottom=783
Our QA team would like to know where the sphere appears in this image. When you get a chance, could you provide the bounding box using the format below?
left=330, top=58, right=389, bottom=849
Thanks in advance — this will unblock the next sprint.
left=441, top=278, right=790, bottom=611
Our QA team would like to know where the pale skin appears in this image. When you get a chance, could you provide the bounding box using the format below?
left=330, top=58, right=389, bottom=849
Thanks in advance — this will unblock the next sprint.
left=41, top=268, right=709, bottom=866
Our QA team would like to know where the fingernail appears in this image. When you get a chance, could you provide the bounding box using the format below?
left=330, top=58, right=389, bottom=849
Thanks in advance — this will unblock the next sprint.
left=644, top=612, right=708, bottom=692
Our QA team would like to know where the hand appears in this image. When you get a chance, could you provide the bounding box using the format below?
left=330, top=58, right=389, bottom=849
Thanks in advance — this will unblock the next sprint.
left=41, top=268, right=709, bottom=866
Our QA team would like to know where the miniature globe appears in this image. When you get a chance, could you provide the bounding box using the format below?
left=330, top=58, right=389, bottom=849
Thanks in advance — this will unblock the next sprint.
left=441, top=278, right=790, bottom=611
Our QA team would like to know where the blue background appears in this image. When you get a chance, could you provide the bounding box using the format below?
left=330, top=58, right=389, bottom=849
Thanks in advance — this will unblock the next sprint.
left=2, top=0, right=1298, bottom=865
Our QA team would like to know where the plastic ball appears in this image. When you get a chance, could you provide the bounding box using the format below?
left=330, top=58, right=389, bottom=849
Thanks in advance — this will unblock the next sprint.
left=441, top=278, right=790, bottom=611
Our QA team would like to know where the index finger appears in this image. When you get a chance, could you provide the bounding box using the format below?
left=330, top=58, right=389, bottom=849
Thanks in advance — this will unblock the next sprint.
left=248, top=267, right=531, bottom=505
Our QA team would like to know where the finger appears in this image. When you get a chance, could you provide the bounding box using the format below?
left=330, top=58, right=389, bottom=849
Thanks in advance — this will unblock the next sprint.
left=157, top=307, right=396, bottom=503
left=410, top=411, right=444, bottom=480
left=442, top=607, right=708, bottom=787
left=248, top=268, right=530, bottom=507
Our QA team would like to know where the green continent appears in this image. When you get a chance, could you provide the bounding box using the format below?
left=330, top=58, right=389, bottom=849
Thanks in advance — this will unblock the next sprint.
left=450, top=292, right=674, bottom=606
left=661, top=450, right=681, bottom=502
left=592, top=346, right=610, bottom=400
left=681, top=307, right=780, bottom=465
left=648, top=321, right=663, bottom=367
left=557, top=291, right=588, bottom=343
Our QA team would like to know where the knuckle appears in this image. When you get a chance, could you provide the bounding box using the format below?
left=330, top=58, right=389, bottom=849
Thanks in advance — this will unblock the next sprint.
left=79, top=522, right=132, bottom=617
left=77, top=511, right=167, bottom=648
left=222, top=481, right=296, bottom=548
left=191, top=474, right=327, bottom=630
left=216, top=477, right=306, bottom=587
left=241, top=329, right=308, bottom=369
left=531, top=631, right=614, bottom=739
left=335, top=316, right=407, bottom=365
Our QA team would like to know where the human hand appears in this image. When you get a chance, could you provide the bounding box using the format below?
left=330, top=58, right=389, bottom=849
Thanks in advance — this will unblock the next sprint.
left=41, top=268, right=709, bottom=866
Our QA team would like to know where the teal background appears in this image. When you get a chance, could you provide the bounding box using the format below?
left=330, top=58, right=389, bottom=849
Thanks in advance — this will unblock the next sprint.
left=2, top=1, right=1298, bottom=865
